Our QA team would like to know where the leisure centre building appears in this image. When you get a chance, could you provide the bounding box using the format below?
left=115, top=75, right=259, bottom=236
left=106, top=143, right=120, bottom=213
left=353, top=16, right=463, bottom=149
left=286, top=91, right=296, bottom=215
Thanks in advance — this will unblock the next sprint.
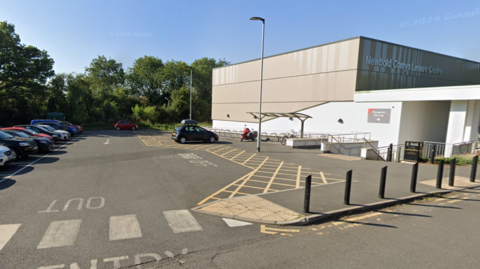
left=211, top=36, right=480, bottom=157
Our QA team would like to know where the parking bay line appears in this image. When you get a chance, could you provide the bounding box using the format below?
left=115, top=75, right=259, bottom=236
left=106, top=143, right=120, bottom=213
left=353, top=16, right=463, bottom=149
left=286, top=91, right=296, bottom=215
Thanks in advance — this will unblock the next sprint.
left=0, top=132, right=86, bottom=184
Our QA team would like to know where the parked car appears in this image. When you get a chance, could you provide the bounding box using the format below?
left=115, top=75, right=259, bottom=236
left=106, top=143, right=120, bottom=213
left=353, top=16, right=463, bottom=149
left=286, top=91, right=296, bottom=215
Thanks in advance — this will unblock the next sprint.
left=15, top=125, right=61, bottom=141
left=30, top=119, right=78, bottom=136
left=0, top=146, right=15, bottom=167
left=115, top=120, right=138, bottom=130
left=1, top=127, right=54, bottom=142
left=2, top=129, right=53, bottom=152
left=62, top=121, right=83, bottom=134
left=0, top=130, right=38, bottom=161
left=171, top=120, right=218, bottom=144
left=36, top=125, right=70, bottom=140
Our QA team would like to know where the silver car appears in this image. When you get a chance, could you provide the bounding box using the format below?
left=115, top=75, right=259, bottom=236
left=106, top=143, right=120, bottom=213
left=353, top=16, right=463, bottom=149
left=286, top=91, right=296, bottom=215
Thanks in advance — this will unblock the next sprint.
left=36, top=125, right=70, bottom=140
left=0, top=146, right=14, bottom=167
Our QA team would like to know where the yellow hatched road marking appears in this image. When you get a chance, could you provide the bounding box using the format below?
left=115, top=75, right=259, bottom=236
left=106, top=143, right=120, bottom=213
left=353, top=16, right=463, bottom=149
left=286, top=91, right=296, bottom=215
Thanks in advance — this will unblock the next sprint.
left=264, top=161, right=284, bottom=193
left=230, top=150, right=246, bottom=161
left=320, top=172, right=328, bottom=184
left=221, top=148, right=238, bottom=156
left=260, top=225, right=300, bottom=235
left=230, top=157, right=269, bottom=198
left=206, top=145, right=225, bottom=152
left=296, top=166, right=302, bottom=188
left=197, top=172, right=253, bottom=205
left=212, top=146, right=231, bottom=154
left=242, top=154, right=257, bottom=165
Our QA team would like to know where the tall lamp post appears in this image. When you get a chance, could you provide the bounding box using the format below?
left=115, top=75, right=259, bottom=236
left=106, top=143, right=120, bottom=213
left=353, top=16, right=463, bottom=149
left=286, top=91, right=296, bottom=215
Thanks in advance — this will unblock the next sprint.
left=250, top=16, right=265, bottom=153
left=189, top=67, right=193, bottom=120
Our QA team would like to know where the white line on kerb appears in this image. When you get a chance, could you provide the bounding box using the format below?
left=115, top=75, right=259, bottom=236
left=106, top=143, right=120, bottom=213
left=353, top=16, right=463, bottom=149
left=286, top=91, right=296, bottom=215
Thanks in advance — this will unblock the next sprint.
left=0, top=132, right=86, bottom=184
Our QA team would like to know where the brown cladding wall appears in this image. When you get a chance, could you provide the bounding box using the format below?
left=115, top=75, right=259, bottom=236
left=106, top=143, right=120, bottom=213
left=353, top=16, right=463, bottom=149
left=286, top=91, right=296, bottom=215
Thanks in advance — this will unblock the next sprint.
left=212, top=38, right=361, bottom=122
left=356, top=37, right=480, bottom=91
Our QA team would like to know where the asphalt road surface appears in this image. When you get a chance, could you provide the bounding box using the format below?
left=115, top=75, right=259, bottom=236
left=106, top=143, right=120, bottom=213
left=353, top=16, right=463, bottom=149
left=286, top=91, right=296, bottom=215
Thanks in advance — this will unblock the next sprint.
left=1, top=130, right=479, bottom=269
left=0, top=130, right=269, bottom=269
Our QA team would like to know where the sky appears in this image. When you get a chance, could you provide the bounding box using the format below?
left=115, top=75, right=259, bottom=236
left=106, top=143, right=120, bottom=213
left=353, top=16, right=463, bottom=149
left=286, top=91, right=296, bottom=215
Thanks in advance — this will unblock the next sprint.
left=1, top=0, right=479, bottom=74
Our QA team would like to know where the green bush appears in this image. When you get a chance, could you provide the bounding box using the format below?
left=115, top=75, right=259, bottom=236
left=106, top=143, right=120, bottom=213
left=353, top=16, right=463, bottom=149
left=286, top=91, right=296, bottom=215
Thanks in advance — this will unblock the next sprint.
left=434, top=155, right=480, bottom=165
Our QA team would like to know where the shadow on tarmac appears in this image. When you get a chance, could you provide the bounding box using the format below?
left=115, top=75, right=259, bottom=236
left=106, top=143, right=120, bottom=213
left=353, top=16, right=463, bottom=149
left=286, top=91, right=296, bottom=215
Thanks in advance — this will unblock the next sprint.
left=0, top=179, right=16, bottom=191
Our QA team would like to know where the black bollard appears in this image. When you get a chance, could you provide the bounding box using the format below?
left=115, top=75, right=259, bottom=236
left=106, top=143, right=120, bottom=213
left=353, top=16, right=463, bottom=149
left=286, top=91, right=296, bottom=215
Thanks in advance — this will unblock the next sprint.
left=436, top=159, right=444, bottom=189
left=304, top=175, right=312, bottom=213
left=470, top=155, right=478, bottom=182
left=379, top=166, right=388, bottom=199
left=448, top=158, right=456, bottom=187
left=387, top=143, right=393, bottom=162
left=344, top=170, right=353, bottom=205
left=430, top=146, right=436, bottom=164
left=410, top=162, right=419, bottom=193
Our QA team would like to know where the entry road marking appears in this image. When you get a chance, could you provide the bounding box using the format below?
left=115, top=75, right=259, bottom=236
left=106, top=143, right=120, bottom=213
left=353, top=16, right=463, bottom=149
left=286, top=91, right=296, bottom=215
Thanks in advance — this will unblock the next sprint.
left=109, top=215, right=143, bottom=241
left=37, top=219, right=82, bottom=249
left=0, top=224, right=21, bottom=251
left=163, top=210, right=203, bottom=233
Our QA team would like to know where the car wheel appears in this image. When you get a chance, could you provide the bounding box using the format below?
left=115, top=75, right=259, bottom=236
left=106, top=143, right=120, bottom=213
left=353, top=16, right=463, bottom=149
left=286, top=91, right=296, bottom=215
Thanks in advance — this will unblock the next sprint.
left=209, top=136, right=216, bottom=143
left=116, top=127, right=120, bottom=131
left=180, top=137, right=187, bottom=144
left=8, top=147, right=20, bottom=161
left=132, top=127, right=136, bottom=130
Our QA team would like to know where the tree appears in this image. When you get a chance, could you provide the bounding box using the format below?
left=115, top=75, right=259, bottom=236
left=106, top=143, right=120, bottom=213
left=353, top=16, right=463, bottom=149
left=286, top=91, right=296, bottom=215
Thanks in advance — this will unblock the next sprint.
left=127, top=56, right=164, bottom=105
left=0, top=21, right=55, bottom=125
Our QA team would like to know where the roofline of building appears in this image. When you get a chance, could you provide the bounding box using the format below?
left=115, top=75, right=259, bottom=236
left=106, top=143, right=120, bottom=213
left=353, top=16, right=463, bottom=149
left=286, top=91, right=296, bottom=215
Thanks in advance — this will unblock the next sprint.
left=213, top=36, right=480, bottom=70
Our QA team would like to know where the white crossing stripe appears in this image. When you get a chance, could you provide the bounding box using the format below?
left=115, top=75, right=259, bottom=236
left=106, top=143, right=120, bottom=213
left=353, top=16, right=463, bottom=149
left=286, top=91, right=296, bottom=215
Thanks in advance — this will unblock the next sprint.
left=0, top=224, right=21, bottom=251
left=163, top=210, right=203, bottom=233
left=37, top=219, right=82, bottom=249
left=109, top=215, right=143, bottom=241
left=222, top=218, right=253, bottom=227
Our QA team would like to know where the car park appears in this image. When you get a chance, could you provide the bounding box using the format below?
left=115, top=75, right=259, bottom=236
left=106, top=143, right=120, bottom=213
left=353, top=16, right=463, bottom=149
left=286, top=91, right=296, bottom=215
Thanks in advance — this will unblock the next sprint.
left=1, top=127, right=54, bottom=142
left=30, top=119, right=78, bottom=136
left=0, top=146, right=14, bottom=167
left=0, top=130, right=38, bottom=161
left=171, top=120, right=219, bottom=144
left=115, top=120, right=138, bottom=130
left=15, top=125, right=61, bottom=141
left=63, top=121, right=84, bottom=134
left=36, top=125, right=70, bottom=140
left=2, top=129, right=53, bottom=152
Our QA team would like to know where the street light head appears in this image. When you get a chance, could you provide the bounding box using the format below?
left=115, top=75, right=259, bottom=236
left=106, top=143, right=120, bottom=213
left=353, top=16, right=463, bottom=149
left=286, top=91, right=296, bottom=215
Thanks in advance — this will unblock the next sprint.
left=250, top=17, right=265, bottom=22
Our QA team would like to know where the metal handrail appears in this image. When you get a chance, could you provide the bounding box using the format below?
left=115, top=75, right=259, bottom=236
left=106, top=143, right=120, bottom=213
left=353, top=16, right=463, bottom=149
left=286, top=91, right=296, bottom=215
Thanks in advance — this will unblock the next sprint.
left=362, top=138, right=385, bottom=161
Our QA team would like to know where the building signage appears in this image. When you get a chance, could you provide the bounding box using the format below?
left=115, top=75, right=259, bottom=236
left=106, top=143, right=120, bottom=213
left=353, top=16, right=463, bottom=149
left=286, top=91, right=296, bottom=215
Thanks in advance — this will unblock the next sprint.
left=404, top=141, right=424, bottom=162
left=367, top=109, right=391, bottom=123
left=365, top=55, right=444, bottom=75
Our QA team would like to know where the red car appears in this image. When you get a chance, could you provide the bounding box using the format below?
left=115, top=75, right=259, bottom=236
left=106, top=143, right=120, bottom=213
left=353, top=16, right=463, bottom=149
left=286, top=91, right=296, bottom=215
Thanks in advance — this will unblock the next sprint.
left=62, top=121, right=84, bottom=133
left=1, top=127, right=54, bottom=142
left=115, top=120, right=138, bottom=130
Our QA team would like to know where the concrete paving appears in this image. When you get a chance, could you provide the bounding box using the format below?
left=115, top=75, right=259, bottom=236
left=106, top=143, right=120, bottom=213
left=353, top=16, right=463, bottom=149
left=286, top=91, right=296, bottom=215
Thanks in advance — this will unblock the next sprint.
left=192, top=135, right=480, bottom=225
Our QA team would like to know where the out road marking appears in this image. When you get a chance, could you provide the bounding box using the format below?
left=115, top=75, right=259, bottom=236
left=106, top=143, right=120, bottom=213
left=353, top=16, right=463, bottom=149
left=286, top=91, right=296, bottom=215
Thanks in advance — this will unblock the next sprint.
left=104, top=139, right=110, bottom=145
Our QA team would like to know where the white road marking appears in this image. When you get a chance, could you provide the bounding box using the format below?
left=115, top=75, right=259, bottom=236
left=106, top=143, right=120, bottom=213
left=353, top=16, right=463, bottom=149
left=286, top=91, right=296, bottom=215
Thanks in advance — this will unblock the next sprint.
left=0, top=224, right=21, bottom=251
left=109, top=215, right=142, bottom=241
left=165, top=251, right=174, bottom=258
left=163, top=210, right=203, bottom=233
left=222, top=218, right=253, bottom=227
left=37, top=219, right=82, bottom=249
left=104, top=139, right=110, bottom=145
left=0, top=133, right=85, bottom=184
